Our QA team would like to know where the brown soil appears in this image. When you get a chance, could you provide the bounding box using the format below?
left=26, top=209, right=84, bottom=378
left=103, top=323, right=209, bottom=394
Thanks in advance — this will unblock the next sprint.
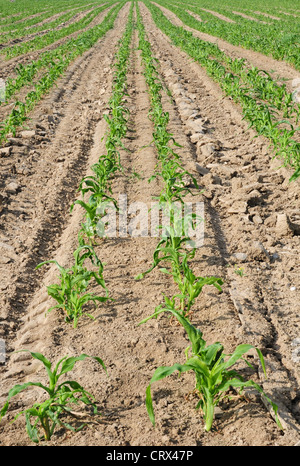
left=253, top=11, right=281, bottom=20
left=0, top=1, right=299, bottom=447
left=186, top=10, right=203, bottom=23
left=200, top=8, right=235, bottom=23
left=232, top=11, right=267, bottom=23
left=24, top=3, right=102, bottom=30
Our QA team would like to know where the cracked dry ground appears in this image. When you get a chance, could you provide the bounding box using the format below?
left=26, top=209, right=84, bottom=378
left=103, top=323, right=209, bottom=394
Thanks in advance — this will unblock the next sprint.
left=0, top=2, right=300, bottom=446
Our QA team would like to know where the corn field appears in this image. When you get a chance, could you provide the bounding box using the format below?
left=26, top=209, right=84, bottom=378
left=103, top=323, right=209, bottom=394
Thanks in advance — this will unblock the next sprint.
left=0, top=0, right=299, bottom=447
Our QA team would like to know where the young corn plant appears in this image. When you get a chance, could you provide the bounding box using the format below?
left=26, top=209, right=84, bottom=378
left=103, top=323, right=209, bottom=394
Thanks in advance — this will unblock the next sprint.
left=71, top=163, right=118, bottom=244
left=0, top=351, right=107, bottom=443
left=136, top=207, right=222, bottom=317
left=36, top=245, right=110, bottom=328
left=139, top=307, right=283, bottom=433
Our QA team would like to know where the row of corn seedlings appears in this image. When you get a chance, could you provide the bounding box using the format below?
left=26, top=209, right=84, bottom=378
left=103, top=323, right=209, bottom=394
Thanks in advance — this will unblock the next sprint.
left=143, top=0, right=300, bottom=181
left=135, top=5, right=223, bottom=319
left=135, top=1, right=283, bottom=433
left=0, top=3, right=135, bottom=443
left=71, top=4, right=133, bottom=244
left=37, top=1, right=135, bottom=329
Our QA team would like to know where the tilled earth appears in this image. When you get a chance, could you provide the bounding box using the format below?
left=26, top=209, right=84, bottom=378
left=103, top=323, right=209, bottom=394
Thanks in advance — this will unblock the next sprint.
left=0, top=2, right=299, bottom=446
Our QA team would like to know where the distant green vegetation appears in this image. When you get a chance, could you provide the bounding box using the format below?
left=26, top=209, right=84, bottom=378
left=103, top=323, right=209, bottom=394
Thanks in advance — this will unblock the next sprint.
left=1, top=2, right=115, bottom=58
left=0, top=0, right=99, bottom=24
left=0, top=3, right=99, bottom=45
left=143, top=0, right=300, bottom=180
left=155, top=0, right=300, bottom=70
left=0, top=2, right=124, bottom=144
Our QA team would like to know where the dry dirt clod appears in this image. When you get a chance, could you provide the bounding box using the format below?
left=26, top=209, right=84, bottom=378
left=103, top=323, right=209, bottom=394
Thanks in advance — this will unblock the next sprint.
left=195, top=163, right=210, bottom=176
left=185, top=119, right=206, bottom=135
left=5, top=182, right=20, bottom=194
left=0, top=147, right=12, bottom=157
left=275, top=213, right=300, bottom=237
left=20, top=130, right=36, bottom=139
left=249, top=241, right=271, bottom=261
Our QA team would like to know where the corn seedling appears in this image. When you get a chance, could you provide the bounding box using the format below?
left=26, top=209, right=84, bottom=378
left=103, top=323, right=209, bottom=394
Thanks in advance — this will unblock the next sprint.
left=0, top=350, right=107, bottom=443
left=71, top=163, right=119, bottom=243
left=36, top=245, right=110, bottom=328
left=139, top=307, right=283, bottom=432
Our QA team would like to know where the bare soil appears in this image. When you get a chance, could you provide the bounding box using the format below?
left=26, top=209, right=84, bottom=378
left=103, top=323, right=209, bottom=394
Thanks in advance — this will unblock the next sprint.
left=0, top=1, right=299, bottom=447
left=200, top=8, right=235, bottom=23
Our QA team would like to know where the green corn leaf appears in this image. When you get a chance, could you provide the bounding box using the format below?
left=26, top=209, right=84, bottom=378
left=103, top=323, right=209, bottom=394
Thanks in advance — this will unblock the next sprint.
left=289, top=168, right=300, bottom=182
left=12, top=350, right=55, bottom=389
left=35, top=259, right=65, bottom=275
left=145, top=362, right=191, bottom=426
left=58, top=354, right=107, bottom=378
left=214, top=344, right=266, bottom=377
left=25, top=413, right=40, bottom=443
left=0, top=382, right=51, bottom=420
